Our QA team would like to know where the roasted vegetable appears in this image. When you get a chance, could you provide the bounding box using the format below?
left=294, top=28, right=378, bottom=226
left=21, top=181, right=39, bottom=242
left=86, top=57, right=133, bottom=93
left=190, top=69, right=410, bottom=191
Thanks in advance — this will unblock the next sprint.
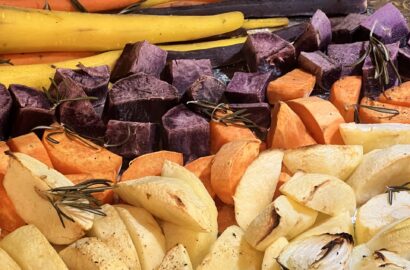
left=0, top=84, right=12, bottom=140
left=186, top=75, right=225, bottom=104
left=329, top=76, right=362, bottom=122
left=327, top=42, right=367, bottom=76
left=229, top=103, right=271, bottom=128
left=332, top=13, right=367, bottom=43
left=225, top=71, right=271, bottom=103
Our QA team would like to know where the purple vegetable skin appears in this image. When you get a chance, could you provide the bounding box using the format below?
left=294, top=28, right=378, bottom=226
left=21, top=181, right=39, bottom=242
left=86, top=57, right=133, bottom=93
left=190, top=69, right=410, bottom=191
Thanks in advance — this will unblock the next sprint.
left=225, top=71, right=272, bottom=103
left=243, top=31, right=296, bottom=76
left=399, top=46, right=410, bottom=78
left=332, top=13, right=367, bottom=43
left=9, top=84, right=54, bottom=137
left=186, top=75, right=226, bottom=104
left=229, top=103, right=271, bottom=128
left=162, top=104, right=210, bottom=162
left=0, top=84, right=12, bottom=140
left=111, top=41, right=168, bottom=82
left=360, top=3, right=409, bottom=44
left=298, top=51, right=342, bottom=90
left=54, top=65, right=110, bottom=117
left=107, top=73, right=180, bottom=123
left=105, top=120, right=159, bottom=160
left=327, top=42, right=367, bottom=76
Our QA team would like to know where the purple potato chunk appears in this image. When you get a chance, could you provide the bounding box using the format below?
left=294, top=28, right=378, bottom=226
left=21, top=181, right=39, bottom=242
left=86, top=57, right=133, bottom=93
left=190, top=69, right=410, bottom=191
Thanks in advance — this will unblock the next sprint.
left=186, top=75, right=226, bottom=104
left=105, top=120, right=159, bottom=160
left=273, top=23, right=308, bottom=43
left=332, top=13, right=367, bottom=43
left=360, top=3, right=409, bottom=44
left=327, top=42, right=367, bottom=76
left=162, top=104, right=210, bottom=162
left=229, top=103, right=271, bottom=129
left=57, top=78, right=106, bottom=137
left=110, top=41, right=168, bottom=82
left=362, top=42, right=400, bottom=98
left=298, top=51, right=342, bottom=90
left=9, top=84, right=54, bottom=137
left=53, top=65, right=110, bottom=117
left=294, top=9, right=332, bottom=53
left=243, top=32, right=296, bottom=76
left=399, top=46, right=410, bottom=79
left=225, top=71, right=272, bottom=103
left=167, top=59, right=213, bottom=96
left=0, top=84, right=12, bottom=140
left=107, top=73, right=180, bottom=123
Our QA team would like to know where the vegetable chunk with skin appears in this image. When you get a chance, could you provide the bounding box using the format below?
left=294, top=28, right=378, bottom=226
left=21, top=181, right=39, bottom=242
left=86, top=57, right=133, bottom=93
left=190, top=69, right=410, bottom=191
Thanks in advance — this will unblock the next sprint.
left=329, top=76, right=362, bottom=122
left=0, top=84, right=12, bottom=141
left=225, top=71, right=272, bottom=103
left=332, top=13, right=367, bottom=43
left=186, top=75, right=225, bottom=104
left=358, top=97, right=410, bottom=124
left=229, top=102, right=271, bottom=129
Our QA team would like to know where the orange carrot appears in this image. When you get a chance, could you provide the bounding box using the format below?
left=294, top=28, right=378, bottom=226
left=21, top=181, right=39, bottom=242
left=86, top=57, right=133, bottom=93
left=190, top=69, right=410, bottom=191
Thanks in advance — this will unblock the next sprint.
left=121, top=151, right=183, bottom=181
left=287, top=97, right=345, bottom=144
left=211, top=139, right=260, bottom=205
left=65, top=171, right=117, bottom=204
left=42, top=129, right=122, bottom=175
left=216, top=200, right=237, bottom=234
left=273, top=172, right=291, bottom=200
left=267, top=101, right=316, bottom=149
left=185, top=155, right=216, bottom=198
left=267, top=68, right=316, bottom=104
left=329, top=76, right=362, bottom=123
left=0, top=0, right=142, bottom=12
left=7, top=132, right=54, bottom=168
left=378, top=81, right=410, bottom=107
left=0, top=52, right=95, bottom=66
left=152, top=0, right=220, bottom=8
left=0, top=142, right=9, bottom=176
left=210, top=121, right=257, bottom=154
left=359, top=97, right=410, bottom=124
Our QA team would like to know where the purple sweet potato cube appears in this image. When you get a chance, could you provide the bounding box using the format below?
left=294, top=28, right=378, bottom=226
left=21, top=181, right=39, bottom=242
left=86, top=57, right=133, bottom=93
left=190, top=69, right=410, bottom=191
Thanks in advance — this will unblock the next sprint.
left=162, top=104, right=210, bottom=162
left=362, top=42, right=400, bottom=98
left=57, top=77, right=106, bottom=137
left=332, top=13, right=367, bottom=43
left=110, top=41, right=168, bottom=82
left=186, top=75, right=226, bottom=104
left=360, top=3, right=409, bottom=44
left=53, top=65, right=110, bottom=117
left=168, top=59, right=213, bottom=96
left=105, top=120, right=159, bottom=160
left=243, top=32, right=296, bottom=76
left=225, top=71, right=272, bottom=103
left=399, top=46, right=410, bottom=78
left=327, top=42, right=367, bottom=76
left=273, top=23, right=308, bottom=43
left=107, top=73, right=180, bottom=123
left=298, top=51, right=342, bottom=90
left=229, top=103, right=271, bottom=129
left=9, top=84, right=54, bottom=137
left=0, top=84, right=12, bottom=140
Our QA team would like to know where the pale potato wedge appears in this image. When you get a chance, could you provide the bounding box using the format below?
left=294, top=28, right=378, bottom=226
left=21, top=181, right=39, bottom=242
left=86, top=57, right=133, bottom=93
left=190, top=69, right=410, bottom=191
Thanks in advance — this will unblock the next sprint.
left=350, top=244, right=372, bottom=270
left=197, top=225, right=263, bottom=270
left=283, top=144, right=363, bottom=180
left=347, top=145, right=410, bottom=205
left=262, top=237, right=289, bottom=270
left=87, top=204, right=141, bottom=270
left=340, top=123, right=410, bottom=153
left=0, top=225, right=68, bottom=270
left=115, top=176, right=212, bottom=232
left=158, top=244, right=193, bottom=270
left=352, top=250, right=410, bottom=270
left=280, top=173, right=356, bottom=216
left=59, top=237, right=129, bottom=270
left=278, top=233, right=354, bottom=270
left=115, top=205, right=166, bottom=270
left=0, top=247, right=21, bottom=270
left=245, top=195, right=317, bottom=251
left=294, top=212, right=354, bottom=241
left=161, top=222, right=217, bottom=268
left=356, top=192, right=410, bottom=244
left=3, top=152, right=93, bottom=245
left=234, top=149, right=283, bottom=230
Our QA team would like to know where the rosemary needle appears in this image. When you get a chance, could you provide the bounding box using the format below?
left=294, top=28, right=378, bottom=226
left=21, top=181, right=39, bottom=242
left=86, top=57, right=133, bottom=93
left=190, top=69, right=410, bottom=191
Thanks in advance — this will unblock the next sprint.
left=386, top=182, right=410, bottom=205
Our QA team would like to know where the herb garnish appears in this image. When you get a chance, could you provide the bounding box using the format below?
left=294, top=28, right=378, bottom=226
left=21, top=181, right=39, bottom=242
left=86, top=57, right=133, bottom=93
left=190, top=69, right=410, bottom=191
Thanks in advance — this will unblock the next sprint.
left=386, top=182, right=410, bottom=205
left=350, top=103, right=400, bottom=123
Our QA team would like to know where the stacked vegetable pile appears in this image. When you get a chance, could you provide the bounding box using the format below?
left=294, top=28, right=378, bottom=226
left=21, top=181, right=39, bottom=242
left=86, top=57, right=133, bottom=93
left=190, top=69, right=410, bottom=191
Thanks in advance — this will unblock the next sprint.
left=0, top=1, right=410, bottom=270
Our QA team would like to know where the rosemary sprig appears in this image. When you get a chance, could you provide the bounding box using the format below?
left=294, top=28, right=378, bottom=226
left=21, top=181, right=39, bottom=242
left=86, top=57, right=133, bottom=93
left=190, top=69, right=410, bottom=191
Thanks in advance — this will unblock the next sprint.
left=350, top=103, right=400, bottom=123
left=0, top=59, right=13, bottom=65
left=70, top=0, right=88, bottom=12
left=38, top=179, right=115, bottom=227
left=386, top=182, right=410, bottom=205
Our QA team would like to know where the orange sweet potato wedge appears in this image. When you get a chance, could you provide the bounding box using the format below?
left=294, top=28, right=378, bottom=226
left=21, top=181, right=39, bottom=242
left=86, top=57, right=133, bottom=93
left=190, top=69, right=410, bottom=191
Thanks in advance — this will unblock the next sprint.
left=0, top=142, right=9, bottom=176
left=359, top=97, right=410, bottom=124
left=267, top=68, right=316, bottom=104
left=211, top=139, right=260, bottom=205
left=185, top=155, right=216, bottom=198
left=267, top=101, right=316, bottom=149
left=121, top=151, right=183, bottom=181
left=210, top=121, right=257, bottom=154
left=287, top=97, right=346, bottom=144
left=42, top=130, right=122, bottom=175
left=378, top=81, right=410, bottom=107
left=7, top=132, right=53, bottom=168
left=329, top=76, right=362, bottom=123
